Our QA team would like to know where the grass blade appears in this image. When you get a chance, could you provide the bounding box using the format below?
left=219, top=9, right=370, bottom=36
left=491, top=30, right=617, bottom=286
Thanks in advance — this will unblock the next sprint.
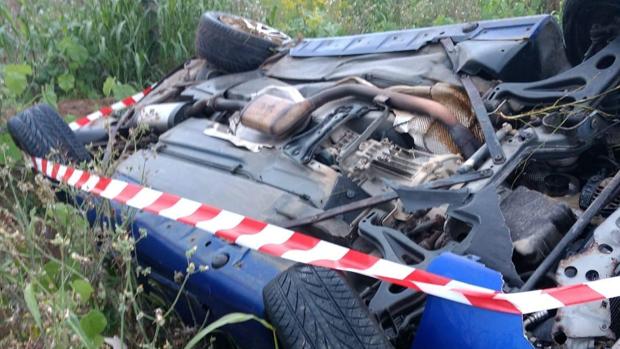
left=184, top=313, right=277, bottom=349
left=23, top=283, right=42, bottom=330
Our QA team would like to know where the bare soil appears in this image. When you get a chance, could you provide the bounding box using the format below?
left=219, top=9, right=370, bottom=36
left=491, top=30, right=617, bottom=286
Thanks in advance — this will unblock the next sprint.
left=58, top=98, right=115, bottom=117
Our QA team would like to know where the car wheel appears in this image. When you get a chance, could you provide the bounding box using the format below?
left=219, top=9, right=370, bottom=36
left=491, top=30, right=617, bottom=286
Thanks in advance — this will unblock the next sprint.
left=263, top=264, right=392, bottom=349
left=7, top=104, right=90, bottom=162
left=563, top=0, right=620, bottom=65
left=195, top=12, right=290, bottom=73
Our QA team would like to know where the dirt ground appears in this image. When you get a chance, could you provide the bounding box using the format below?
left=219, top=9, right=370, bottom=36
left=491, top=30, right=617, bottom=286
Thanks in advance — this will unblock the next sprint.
left=1, top=98, right=114, bottom=121
left=58, top=98, right=115, bottom=117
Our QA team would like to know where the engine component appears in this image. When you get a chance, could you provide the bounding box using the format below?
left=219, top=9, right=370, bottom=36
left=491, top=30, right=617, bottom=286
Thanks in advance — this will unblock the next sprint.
left=238, top=84, right=480, bottom=156
left=439, top=36, right=504, bottom=163
left=581, top=175, right=620, bottom=216
left=458, top=123, right=514, bottom=173
left=284, top=104, right=370, bottom=163
left=500, top=186, right=576, bottom=266
left=392, top=83, right=482, bottom=155
left=338, top=138, right=462, bottom=195
left=136, top=102, right=190, bottom=133
left=461, top=74, right=505, bottom=163
left=553, top=208, right=620, bottom=345
left=338, top=106, right=390, bottom=160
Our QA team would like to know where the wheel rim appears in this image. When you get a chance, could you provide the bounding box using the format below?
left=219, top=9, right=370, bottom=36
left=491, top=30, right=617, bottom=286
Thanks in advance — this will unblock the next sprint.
left=219, top=14, right=291, bottom=46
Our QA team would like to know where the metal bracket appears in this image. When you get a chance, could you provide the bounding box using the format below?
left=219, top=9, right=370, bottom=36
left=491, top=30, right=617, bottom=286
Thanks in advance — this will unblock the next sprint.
left=281, top=169, right=492, bottom=228
left=461, top=75, right=505, bottom=163
left=338, top=106, right=389, bottom=161
left=283, top=105, right=369, bottom=163
left=440, top=37, right=505, bottom=163
left=485, top=36, right=620, bottom=113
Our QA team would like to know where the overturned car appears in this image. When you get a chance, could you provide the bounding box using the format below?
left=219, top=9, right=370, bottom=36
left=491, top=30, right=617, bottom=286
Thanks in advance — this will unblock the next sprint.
left=8, top=2, right=620, bottom=348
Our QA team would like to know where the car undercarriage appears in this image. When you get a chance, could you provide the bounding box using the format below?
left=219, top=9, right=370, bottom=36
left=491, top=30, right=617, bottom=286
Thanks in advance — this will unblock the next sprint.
left=8, top=6, right=620, bottom=349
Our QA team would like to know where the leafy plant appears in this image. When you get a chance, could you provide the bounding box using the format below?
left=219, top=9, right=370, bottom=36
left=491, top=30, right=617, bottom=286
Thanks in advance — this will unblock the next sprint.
left=3, top=64, right=32, bottom=98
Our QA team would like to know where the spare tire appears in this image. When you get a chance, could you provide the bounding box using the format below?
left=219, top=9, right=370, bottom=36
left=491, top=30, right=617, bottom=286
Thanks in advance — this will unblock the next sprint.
left=195, top=12, right=290, bottom=73
left=7, top=104, right=90, bottom=163
left=563, top=0, right=620, bottom=65
left=263, top=264, right=392, bottom=349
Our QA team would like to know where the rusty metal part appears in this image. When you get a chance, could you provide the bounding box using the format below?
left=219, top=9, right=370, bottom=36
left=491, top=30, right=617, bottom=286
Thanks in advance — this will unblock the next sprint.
left=239, top=84, right=480, bottom=157
left=239, top=94, right=308, bottom=135
left=553, top=207, right=620, bottom=342
left=391, top=83, right=483, bottom=155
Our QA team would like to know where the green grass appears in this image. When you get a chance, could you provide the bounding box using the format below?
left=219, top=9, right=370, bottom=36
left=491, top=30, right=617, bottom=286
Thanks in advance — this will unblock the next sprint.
left=0, top=0, right=562, bottom=347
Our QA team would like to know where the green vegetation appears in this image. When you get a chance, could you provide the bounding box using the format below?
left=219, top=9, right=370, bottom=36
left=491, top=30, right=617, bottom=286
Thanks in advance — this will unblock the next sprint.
left=0, top=0, right=561, bottom=347
left=0, top=0, right=559, bottom=111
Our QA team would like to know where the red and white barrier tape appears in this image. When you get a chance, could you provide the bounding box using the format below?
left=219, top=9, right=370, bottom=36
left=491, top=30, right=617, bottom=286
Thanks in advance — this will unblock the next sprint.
left=30, top=156, right=620, bottom=314
left=67, top=85, right=156, bottom=131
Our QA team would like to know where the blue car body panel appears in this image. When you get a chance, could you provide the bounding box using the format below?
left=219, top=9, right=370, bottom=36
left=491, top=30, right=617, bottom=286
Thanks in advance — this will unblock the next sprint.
left=103, top=176, right=286, bottom=348
left=413, top=253, right=531, bottom=349
left=290, top=15, right=552, bottom=57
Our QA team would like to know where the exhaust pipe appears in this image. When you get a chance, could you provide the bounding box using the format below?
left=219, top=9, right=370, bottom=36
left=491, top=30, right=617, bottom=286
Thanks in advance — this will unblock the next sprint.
left=195, top=84, right=481, bottom=157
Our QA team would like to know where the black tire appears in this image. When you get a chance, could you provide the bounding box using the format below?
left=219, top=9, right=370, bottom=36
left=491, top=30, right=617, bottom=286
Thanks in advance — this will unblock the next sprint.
left=263, top=264, right=392, bottom=349
left=195, top=12, right=289, bottom=73
left=7, top=104, right=90, bottom=162
left=563, top=0, right=620, bottom=65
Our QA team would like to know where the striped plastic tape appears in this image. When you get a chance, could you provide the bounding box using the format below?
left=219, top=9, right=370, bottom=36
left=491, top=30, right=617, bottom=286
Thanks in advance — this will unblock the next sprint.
left=67, top=85, right=156, bottom=131
left=30, top=156, right=620, bottom=315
